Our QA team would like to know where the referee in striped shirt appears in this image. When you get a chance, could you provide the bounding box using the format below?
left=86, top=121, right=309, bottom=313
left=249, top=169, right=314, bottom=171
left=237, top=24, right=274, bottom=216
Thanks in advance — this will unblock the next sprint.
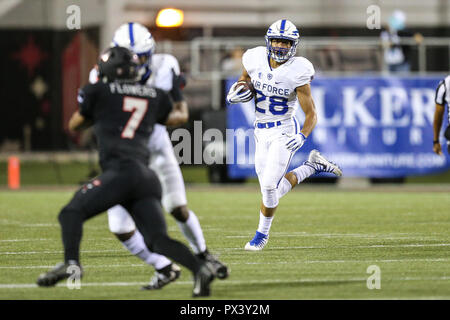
left=433, top=75, right=450, bottom=155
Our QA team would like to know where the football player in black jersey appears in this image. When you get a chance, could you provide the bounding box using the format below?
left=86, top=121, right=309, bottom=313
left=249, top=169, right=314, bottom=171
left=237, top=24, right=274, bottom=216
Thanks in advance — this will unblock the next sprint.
left=36, top=47, right=215, bottom=297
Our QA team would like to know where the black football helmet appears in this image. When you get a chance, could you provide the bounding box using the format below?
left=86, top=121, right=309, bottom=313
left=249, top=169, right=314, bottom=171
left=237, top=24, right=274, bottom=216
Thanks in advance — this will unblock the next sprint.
left=97, top=46, right=139, bottom=83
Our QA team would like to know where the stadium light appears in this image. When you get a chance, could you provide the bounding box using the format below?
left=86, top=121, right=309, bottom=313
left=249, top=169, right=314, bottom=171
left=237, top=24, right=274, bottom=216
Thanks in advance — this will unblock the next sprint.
left=156, top=8, right=184, bottom=28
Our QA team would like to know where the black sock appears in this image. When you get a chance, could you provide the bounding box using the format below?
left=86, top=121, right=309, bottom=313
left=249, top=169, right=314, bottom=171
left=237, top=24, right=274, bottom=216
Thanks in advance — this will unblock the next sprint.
left=58, top=207, right=84, bottom=263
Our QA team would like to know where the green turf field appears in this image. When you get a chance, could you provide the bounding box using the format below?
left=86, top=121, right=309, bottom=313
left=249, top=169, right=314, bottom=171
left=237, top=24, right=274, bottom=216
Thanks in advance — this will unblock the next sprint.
left=2, top=161, right=450, bottom=185
left=0, top=187, right=449, bottom=300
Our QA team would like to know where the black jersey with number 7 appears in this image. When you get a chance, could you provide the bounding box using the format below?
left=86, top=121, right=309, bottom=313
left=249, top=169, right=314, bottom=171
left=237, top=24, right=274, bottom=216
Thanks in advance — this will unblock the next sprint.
left=77, top=81, right=173, bottom=170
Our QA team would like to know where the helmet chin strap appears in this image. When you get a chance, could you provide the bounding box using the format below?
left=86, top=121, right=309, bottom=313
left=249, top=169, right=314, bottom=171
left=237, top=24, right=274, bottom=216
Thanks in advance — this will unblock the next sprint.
left=137, top=54, right=152, bottom=84
left=139, top=65, right=152, bottom=84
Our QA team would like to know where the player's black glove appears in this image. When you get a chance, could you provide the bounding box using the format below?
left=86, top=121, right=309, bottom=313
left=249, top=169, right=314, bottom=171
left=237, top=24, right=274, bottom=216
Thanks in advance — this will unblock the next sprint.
left=170, top=68, right=186, bottom=102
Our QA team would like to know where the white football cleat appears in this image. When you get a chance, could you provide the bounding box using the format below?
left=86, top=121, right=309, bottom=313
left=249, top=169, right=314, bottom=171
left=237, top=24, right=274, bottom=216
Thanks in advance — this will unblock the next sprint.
left=245, top=231, right=269, bottom=251
left=305, top=149, right=342, bottom=176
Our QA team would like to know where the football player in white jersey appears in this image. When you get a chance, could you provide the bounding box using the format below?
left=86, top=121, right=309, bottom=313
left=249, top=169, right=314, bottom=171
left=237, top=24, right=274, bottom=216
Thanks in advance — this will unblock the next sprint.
left=433, top=75, right=450, bottom=155
left=227, top=19, right=342, bottom=251
left=90, top=22, right=228, bottom=288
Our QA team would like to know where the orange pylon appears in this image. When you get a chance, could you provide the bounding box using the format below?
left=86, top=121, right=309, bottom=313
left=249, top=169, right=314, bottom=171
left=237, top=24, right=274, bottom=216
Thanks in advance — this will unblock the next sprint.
left=8, top=156, right=20, bottom=190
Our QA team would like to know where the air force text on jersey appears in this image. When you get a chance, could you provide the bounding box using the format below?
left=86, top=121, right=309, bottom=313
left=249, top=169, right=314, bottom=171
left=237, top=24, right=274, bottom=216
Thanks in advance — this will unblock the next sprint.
left=252, top=80, right=290, bottom=97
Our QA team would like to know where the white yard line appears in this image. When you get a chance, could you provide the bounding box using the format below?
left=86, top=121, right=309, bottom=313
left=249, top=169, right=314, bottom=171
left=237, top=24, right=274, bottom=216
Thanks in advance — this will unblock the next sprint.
left=221, top=243, right=450, bottom=251
left=0, top=249, right=123, bottom=255
left=0, top=219, right=105, bottom=230
left=226, top=234, right=439, bottom=240
left=1, top=257, right=450, bottom=270
left=0, top=239, right=52, bottom=242
left=1, top=276, right=450, bottom=290
left=0, top=238, right=116, bottom=242
left=0, top=264, right=147, bottom=269
left=2, top=243, right=450, bottom=255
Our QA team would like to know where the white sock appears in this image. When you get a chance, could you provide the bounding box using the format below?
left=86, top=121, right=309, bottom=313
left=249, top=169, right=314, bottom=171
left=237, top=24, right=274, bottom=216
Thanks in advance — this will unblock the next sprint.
left=176, top=210, right=207, bottom=254
left=257, top=211, right=273, bottom=236
left=122, top=230, right=171, bottom=270
left=277, top=177, right=292, bottom=199
left=292, top=164, right=315, bottom=184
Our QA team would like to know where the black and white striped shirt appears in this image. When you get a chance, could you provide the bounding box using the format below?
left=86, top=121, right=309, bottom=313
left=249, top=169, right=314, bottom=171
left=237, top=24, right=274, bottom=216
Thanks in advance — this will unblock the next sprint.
left=435, top=75, right=450, bottom=122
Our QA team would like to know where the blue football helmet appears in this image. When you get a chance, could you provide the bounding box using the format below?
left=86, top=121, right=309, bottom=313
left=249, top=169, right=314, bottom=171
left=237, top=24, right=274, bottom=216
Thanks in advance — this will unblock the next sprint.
left=112, top=22, right=156, bottom=83
left=265, top=19, right=299, bottom=63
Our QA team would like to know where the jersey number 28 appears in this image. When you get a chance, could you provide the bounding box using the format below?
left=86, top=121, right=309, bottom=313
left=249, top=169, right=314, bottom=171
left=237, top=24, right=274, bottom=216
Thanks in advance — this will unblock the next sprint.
left=254, top=89, right=289, bottom=115
left=121, top=97, right=148, bottom=139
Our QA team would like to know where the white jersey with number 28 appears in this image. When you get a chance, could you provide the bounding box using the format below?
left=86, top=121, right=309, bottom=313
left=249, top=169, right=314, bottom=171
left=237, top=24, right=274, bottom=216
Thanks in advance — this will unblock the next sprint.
left=242, top=46, right=315, bottom=123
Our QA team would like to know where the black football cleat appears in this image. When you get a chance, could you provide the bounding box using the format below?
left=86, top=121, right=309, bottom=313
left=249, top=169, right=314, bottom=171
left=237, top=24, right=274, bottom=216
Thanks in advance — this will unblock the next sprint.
left=192, top=262, right=215, bottom=298
left=197, top=250, right=229, bottom=280
left=37, top=261, right=83, bottom=287
left=141, top=263, right=181, bottom=290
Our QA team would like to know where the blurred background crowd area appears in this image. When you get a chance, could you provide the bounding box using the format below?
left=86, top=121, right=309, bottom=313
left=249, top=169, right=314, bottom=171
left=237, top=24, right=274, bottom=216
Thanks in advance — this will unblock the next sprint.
left=0, top=0, right=449, bottom=185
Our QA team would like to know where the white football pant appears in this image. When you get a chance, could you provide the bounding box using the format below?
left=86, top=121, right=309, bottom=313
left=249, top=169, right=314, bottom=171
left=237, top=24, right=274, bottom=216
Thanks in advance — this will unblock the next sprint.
left=108, top=125, right=187, bottom=234
left=254, top=118, right=300, bottom=208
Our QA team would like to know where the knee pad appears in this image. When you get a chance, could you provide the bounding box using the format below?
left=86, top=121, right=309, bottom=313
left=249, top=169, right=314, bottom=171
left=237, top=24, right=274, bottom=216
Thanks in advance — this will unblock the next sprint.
left=162, top=191, right=187, bottom=214
left=107, top=206, right=136, bottom=234
left=261, top=187, right=279, bottom=208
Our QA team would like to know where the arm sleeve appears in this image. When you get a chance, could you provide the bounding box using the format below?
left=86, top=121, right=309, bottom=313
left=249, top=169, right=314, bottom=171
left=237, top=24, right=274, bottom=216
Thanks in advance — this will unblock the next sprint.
left=156, top=89, right=174, bottom=124
left=435, top=80, right=446, bottom=105
left=293, top=58, right=315, bottom=88
left=78, top=83, right=98, bottom=120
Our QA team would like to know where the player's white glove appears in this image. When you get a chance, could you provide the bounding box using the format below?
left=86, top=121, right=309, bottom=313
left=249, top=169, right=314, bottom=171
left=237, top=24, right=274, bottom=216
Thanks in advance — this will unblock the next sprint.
left=226, top=81, right=253, bottom=104
left=283, top=132, right=306, bottom=152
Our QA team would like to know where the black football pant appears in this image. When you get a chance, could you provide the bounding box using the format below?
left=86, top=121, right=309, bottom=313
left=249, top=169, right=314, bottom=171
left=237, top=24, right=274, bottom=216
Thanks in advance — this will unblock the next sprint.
left=57, top=160, right=202, bottom=274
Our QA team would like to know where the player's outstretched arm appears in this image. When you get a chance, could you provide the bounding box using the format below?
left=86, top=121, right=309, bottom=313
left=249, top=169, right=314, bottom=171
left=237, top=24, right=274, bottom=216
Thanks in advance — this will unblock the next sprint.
left=68, top=111, right=92, bottom=132
left=296, top=84, right=317, bottom=137
left=433, top=103, right=445, bottom=155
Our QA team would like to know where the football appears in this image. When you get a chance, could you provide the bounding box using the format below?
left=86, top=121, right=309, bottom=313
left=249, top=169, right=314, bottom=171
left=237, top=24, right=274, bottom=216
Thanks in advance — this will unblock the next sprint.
left=236, top=80, right=254, bottom=93
left=236, top=80, right=255, bottom=101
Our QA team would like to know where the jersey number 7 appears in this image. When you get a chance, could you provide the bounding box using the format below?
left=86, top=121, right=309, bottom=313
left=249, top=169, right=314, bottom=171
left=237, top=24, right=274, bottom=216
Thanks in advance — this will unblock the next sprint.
left=121, top=96, right=148, bottom=139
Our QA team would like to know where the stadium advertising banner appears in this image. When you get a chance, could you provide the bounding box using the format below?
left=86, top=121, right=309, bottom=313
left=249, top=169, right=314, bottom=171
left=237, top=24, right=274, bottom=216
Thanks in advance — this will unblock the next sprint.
left=226, top=76, right=450, bottom=178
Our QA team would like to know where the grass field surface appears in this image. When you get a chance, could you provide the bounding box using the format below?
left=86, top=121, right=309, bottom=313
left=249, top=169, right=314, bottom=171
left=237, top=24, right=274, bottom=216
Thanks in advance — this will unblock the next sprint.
left=1, top=161, right=450, bottom=185
left=1, top=186, right=449, bottom=300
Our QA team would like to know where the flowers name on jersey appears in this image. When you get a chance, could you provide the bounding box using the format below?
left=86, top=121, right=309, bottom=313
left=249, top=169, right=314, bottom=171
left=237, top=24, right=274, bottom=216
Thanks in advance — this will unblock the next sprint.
left=243, top=46, right=315, bottom=122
